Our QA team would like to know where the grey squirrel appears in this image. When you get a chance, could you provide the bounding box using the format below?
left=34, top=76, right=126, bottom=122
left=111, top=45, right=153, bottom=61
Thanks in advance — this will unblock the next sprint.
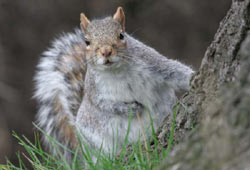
left=34, top=7, right=194, bottom=161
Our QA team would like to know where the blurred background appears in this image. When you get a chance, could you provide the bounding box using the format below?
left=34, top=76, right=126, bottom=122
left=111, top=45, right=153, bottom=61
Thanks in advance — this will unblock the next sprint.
left=0, top=0, right=231, bottom=165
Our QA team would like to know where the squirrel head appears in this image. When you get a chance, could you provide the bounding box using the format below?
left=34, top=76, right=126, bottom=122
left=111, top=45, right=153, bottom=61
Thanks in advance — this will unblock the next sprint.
left=80, top=7, right=128, bottom=71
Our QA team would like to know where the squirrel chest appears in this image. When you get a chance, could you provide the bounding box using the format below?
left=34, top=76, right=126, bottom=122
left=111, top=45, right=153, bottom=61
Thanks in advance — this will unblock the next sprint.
left=95, top=67, right=164, bottom=109
left=95, top=70, right=137, bottom=102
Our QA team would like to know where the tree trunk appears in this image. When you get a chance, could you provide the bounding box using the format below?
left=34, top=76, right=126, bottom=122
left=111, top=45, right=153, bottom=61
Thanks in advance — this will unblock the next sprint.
left=157, top=0, right=250, bottom=169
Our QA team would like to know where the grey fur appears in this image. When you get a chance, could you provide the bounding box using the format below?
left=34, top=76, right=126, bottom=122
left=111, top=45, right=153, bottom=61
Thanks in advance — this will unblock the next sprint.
left=34, top=15, right=194, bottom=162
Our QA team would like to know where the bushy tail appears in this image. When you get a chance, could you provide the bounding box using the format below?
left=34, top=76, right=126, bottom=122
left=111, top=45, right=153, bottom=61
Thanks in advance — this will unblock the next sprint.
left=33, top=29, right=86, bottom=160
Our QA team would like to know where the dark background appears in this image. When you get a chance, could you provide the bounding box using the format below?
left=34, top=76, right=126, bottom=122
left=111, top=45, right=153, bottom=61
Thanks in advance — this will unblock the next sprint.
left=0, top=0, right=231, bottom=165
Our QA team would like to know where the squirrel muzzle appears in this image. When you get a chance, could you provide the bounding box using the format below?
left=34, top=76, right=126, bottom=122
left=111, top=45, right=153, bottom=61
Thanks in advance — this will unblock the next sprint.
left=100, top=45, right=113, bottom=58
left=95, top=45, right=120, bottom=66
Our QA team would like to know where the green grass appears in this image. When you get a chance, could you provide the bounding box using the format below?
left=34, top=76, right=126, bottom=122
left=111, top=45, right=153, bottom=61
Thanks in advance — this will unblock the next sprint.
left=0, top=104, right=180, bottom=170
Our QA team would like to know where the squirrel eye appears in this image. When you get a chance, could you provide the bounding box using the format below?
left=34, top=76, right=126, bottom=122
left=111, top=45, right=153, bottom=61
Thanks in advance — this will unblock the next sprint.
left=119, top=32, right=124, bottom=40
left=85, top=39, right=90, bottom=46
left=84, top=37, right=90, bottom=46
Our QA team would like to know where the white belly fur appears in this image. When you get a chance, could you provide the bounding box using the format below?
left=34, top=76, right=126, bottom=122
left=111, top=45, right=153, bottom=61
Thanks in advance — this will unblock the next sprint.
left=77, top=68, right=176, bottom=154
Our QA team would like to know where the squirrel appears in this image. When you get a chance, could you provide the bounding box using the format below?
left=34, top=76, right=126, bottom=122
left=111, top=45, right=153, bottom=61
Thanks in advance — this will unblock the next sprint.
left=34, top=7, right=194, bottom=161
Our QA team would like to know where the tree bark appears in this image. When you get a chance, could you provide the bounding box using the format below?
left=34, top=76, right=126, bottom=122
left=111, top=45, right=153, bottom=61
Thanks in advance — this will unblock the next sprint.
left=157, top=0, right=250, bottom=169
left=158, top=0, right=250, bottom=144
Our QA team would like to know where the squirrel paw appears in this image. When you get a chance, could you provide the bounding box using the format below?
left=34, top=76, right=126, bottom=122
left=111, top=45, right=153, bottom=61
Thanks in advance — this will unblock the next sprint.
left=123, top=101, right=143, bottom=117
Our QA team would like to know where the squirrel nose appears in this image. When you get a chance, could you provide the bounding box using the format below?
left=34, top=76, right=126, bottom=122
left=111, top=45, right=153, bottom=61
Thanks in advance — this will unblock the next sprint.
left=100, top=46, right=113, bottom=58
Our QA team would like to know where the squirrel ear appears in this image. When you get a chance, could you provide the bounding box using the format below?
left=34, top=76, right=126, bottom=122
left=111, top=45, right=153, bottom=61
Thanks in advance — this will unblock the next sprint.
left=80, top=13, right=90, bottom=32
left=113, top=7, right=125, bottom=31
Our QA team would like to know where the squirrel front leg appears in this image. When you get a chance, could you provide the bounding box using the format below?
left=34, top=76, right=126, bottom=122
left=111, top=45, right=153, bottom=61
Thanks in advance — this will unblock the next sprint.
left=147, top=58, right=194, bottom=91
left=97, top=99, right=144, bottom=117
